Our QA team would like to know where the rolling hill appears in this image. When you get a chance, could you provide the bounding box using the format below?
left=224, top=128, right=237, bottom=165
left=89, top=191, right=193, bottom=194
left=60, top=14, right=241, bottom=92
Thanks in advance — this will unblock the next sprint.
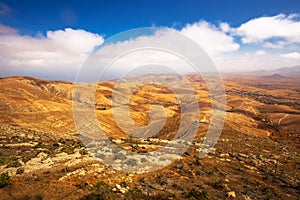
left=0, top=74, right=299, bottom=199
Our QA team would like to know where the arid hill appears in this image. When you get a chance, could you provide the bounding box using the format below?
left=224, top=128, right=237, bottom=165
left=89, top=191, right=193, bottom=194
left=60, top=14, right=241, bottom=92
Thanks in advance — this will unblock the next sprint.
left=0, top=74, right=299, bottom=199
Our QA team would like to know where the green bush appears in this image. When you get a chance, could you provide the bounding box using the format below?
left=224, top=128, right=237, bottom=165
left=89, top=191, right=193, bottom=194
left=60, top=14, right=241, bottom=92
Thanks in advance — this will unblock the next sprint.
left=120, top=181, right=130, bottom=188
left=0, top=172, right=10, bottom=188
left=82, top=181, right=116, bottom=200
left=0, top=156, right=18, bottom=166
left=61, top=145, right=74, bottom=155
left=194, top=157, right=201, bottom=166
left=79, top=149, right=88, bottom=155
left=52, top=143, right=60, bottom=148
left=16, top=168, right=25, bottom=174
left=125, top=187, right=145, bottom=199
left=184, top=188, right=209, bottom=199
left=212, top=180, right=224, bottom=190
left=6, top=160, right=21, bottom=168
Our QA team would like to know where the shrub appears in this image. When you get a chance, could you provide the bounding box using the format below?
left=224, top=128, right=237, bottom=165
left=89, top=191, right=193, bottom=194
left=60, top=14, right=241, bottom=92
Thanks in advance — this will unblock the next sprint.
left=74, top=141, right=84, bottom=148
left=0, top=172, right=10, bottom=188
left=81, top=181, right=116, bottom=200
left=94, top=181, right=111, bottom=191
left=6, top=160, right=21, bottom=168
left=22, top=156, right=31, bottom=163
left=79, top=149, right=88, bottom=155
left=61, top=146, right=74, bottom=155
left=212, top=180, right=224, bottom=190
left=16, top=168, right=25, bottom=174
left=194, top=157, right=201, bottom=166
left=125, top=187, right=145, bottom=199
left=120, top=181, right=130, bottom=188
left=0, top=156, right=18, bottom=166
left=52, top=143, right=60, bottom=148
left=184, top=188, right=209, bottom=199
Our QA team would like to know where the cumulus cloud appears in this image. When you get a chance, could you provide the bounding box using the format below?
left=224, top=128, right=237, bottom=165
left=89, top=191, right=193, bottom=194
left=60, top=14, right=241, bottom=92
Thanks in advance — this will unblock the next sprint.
left=219, top=22, right=231, bottom=33
left=280, top=52, right=300, bottom=59
left=233, top=14, right=300, bottom=44
left=1, top=13, right=300, bottom=80
left=0, top=24, right=104, bottom=79
left=180, top=21, right=240, bottom=56
left=46, top=28, right=103, bottom=54
left=1, top=21, right=240, bottom=80
left=80, top=29, right=210, bottom=81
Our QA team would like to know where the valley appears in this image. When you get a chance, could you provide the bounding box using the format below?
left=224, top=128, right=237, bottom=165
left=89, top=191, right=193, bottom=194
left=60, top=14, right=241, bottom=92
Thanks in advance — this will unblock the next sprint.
left=0, top=74, right=299, bottom=199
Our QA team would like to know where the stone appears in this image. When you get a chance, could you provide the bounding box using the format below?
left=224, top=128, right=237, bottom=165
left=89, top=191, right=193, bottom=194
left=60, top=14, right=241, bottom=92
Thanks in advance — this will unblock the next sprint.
left=119, top=187, right=127, bottom=194
left=115, top=184, right=121, bottom=190
left=220, top=153, right=230, bottom=158
left=227, top=191, right=236, bottom=198
left=243, top=194, right=252, bottom=200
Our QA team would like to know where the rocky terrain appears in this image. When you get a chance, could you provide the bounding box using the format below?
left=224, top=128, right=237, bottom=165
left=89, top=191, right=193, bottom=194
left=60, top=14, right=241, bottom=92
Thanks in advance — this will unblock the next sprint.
left=0, top=74, right=299, bottom=199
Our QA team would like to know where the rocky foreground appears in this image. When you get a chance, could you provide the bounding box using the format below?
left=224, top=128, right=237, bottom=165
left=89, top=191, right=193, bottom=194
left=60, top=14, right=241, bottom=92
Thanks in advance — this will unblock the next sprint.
left=0, top=122, right=299, bottom=200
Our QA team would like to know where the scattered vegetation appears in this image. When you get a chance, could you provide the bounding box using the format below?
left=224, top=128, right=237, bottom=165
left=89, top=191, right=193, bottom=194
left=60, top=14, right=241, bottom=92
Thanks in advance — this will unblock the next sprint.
left=212, top=179, right=224, bottom=190
left=82, top=181, right=116, bottom=200
left=0, top=172, right=10, bottom=188
left=184, top=188, right=209, bottom=199
left=120, top=181, right=130, bottom=188
left=16, top=168, right=25, bottom=174
left=6, top=160, right=21, bottom=168
left=0, top=74, right=300, bottom=199
left=79, top=149, right=89, bottom=155
left=125, top=187, right=145, bottom=199
left=61, top=145, right=74, bottom=155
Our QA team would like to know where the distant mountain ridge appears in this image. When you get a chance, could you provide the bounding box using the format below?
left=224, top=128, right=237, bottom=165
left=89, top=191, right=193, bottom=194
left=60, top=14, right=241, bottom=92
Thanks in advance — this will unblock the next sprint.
left=244, top=66, right=300, bottom=77
left=261, top=73, right=288, bottom=79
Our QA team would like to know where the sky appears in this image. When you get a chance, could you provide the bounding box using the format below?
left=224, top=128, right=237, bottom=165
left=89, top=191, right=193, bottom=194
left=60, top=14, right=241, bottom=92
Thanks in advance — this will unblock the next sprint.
left=0, top=0, right=300, bottom=80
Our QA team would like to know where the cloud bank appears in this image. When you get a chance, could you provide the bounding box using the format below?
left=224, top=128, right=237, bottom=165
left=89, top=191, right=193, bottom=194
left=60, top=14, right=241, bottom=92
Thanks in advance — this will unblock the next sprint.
left=0, top=25, right=103, bottom=79
left=180, top=21, right=239, bottom=56
left=0, top=13, right=300, bottom=80
left=233, top=14, right=300, bottom=44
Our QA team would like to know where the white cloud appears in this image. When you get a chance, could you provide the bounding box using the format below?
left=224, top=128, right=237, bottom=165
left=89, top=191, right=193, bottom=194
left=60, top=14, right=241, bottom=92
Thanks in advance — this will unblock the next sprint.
left=280, top=52, right=300, bottom=59
left=263, top=41, right=288, bottom=49
left=219, top=22, right=231, bottom=33
left=256, top=50, right=266, bottom=56
left=0, top=25, right=104, bottom=70
left=46, top=28, right=103, bottom=54
left=1, top=14, right=300, bottom=79
left=180, top=21, right=240, bottom=56
left=75, top=28, right=229, bottom=81
left=234, top=14, right=300, bottom=44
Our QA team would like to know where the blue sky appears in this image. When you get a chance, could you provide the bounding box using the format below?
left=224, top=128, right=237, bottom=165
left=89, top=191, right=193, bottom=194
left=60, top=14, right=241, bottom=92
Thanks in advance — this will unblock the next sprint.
left=0, top=0, right=299, bottom=80
left=2, top=0, right=299, bottom=36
